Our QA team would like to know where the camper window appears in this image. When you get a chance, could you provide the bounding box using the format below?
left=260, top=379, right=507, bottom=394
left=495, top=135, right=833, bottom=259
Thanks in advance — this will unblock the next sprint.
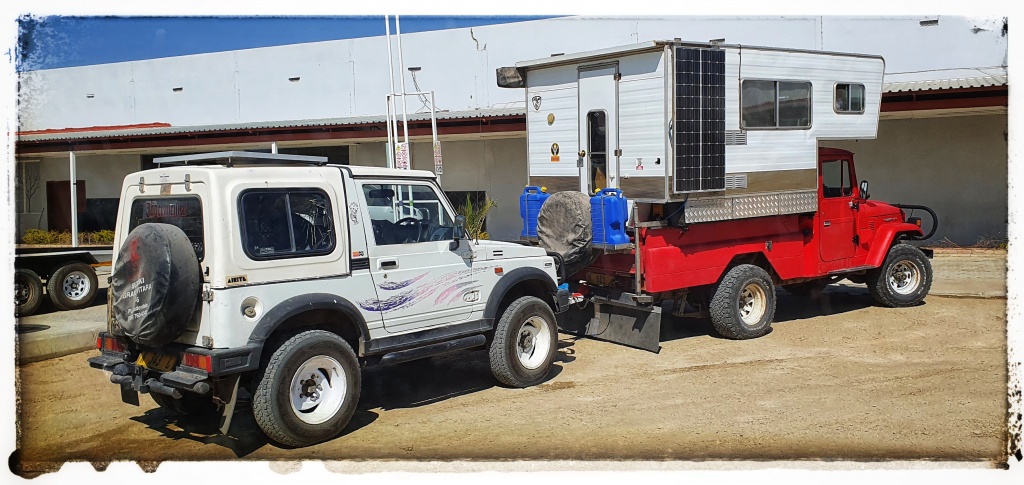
left=834, top=83, right=865, bottom=114
left=741, top=80, right=811, bottom=129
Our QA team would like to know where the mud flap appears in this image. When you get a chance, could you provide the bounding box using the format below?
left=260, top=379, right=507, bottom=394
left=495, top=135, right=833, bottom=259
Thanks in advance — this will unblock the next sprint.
left=217, top=375, right=241, bottom=435
left=556, top=297, right=662, bottom=353
left=120, top=383, right=139, bottom=406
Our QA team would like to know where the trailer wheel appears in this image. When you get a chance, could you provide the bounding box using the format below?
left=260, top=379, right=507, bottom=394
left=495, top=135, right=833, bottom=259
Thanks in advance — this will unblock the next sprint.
left=489, top=296, right=558, bottom=388
left=15, top=269, right=44, bottom=317
left=710, top=264, right=776, bottom=340
left=867, top=243, right=932, bottom=307
left=253, top=330, right=360, bottom=448
left=151, top=392, right=217, bottom=416
left=47, top=262, right=98, bottom=311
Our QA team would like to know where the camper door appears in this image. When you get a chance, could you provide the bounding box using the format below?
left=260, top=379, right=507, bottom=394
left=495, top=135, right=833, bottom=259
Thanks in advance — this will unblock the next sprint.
left=578, top=64, right=619, bottom=194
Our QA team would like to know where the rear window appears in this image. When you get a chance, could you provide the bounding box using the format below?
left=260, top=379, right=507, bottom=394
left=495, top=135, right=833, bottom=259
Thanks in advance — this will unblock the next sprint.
left=129, top=197, right=205, bottom=260
left=239, top=189, right=336, bottom=260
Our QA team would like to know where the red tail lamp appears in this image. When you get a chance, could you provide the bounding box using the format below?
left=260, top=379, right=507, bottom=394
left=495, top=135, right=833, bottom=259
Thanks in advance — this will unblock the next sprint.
left=183, top=352, right=213, bottom=372
left=97, top=336, right=126, bottom=353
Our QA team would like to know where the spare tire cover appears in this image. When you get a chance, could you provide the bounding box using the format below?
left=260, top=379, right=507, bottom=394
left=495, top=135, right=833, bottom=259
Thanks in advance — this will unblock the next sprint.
left=537, top=191, right=597, bottom=277
left=111, top=223, right=201, bottom=347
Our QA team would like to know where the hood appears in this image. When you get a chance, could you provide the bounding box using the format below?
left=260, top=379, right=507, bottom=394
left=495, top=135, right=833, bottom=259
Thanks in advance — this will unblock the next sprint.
left=473, top=240, right=548, bottom=260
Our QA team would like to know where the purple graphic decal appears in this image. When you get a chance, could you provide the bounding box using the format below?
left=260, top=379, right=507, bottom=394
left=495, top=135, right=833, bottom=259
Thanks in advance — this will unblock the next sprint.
left=378, top=272, right=428, bottom=291
left=359, top=265, right=496, bottom=314
left=435, top=281, right=477, bottom=305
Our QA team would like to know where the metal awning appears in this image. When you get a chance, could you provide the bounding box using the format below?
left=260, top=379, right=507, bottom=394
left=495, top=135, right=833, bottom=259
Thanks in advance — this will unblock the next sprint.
left=884, top=73, right=1007, bottom=93
left=17, top=107, right=526, bottom=142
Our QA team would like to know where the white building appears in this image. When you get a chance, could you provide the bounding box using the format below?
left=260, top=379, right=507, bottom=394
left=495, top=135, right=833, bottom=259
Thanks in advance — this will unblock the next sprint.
left=15, top=15, right=1008, bottom=244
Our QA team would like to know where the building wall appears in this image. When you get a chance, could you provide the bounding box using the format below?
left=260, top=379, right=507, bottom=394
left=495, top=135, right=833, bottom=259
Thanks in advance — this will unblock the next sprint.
left=350, top=137, right=529, bottom=240
left=16, top=153, right=140, bottom=236
left=19, top=16, right=1006, bottom=131
left=829, top=114, right=1007, bottom=246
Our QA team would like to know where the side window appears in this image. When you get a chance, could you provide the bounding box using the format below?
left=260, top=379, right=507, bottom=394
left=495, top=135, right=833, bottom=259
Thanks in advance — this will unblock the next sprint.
left=835, top=83, right=865, bottom=114
left=362, top=183, right=454, bottom=246
left=821, top=159, right=853, bottom=198
left=741, top=80, right=812, bottom=128
left=239, top=189, right=335, bottom=260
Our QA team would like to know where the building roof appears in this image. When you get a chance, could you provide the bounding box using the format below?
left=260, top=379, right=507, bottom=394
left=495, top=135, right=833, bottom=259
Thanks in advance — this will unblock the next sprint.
left=883, top=73, right=1007, bottom=93
left=17, top=107, right=526, bottom=142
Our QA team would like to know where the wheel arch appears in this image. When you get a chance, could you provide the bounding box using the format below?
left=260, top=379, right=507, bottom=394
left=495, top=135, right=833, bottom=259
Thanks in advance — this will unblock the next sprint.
left=483, top=267, right=558, bottom=329
left=248, top=293, right=369, bottom=360
left=724, top=252, right=780, bottom=284
left=866, top=223, right=926, bottom=268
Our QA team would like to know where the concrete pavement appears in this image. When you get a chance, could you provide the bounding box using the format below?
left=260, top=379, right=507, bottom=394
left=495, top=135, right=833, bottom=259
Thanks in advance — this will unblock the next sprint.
left=13, top=248, right=1007, bottom=365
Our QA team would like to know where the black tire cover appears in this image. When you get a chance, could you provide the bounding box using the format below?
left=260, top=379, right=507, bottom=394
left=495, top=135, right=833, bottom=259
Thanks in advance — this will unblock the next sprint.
left=111, top=223, right=201, bottom=347
left=536, top=191, right=597, bottom=277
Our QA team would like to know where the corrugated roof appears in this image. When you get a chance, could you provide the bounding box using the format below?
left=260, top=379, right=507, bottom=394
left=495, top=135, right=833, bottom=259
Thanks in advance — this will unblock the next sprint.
left=18, top=107, right=526, bottom=142
left=883, top=73, right=1007, bottom=93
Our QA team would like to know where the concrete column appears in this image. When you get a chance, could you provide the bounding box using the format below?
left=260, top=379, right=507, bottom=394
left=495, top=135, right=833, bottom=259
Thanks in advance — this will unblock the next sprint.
left=69, top=151, right=78, bottom=248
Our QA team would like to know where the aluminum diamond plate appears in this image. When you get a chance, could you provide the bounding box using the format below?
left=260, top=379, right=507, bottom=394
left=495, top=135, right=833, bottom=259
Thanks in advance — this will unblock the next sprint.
left=734, top=194, right=781, bottom=218
left=683, top=197, right=733, bottom=223
left=778, top=190, right=818, bottom=215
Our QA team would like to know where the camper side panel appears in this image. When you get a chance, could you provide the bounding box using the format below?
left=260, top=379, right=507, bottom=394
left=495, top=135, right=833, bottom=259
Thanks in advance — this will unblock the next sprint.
left=526, top=66, right=579, bottom=193
left=617, top=50, right=669, bottom=199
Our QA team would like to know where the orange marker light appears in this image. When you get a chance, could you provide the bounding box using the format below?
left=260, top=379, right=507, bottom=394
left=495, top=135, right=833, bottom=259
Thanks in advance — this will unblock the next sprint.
left=495, top=267, right=504, bottom=275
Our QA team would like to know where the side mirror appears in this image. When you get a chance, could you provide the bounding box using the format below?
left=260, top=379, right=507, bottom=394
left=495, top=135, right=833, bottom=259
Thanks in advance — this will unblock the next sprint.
left=859, top=180, right=870, bottom=200
left=450, top=215, right=468, bottom=251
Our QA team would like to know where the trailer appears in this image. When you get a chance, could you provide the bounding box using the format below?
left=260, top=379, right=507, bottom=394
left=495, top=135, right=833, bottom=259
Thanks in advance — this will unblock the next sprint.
left=498, top=40, right=937, bottom=351
left=15, top=245, right=110, bottom=316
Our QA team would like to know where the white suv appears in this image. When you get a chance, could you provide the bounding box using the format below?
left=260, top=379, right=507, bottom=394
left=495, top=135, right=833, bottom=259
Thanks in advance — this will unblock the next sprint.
left=89, top=151, right=567, bottom=447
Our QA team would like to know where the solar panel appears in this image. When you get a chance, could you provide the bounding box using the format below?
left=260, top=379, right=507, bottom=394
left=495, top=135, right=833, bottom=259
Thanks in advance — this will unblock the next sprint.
left=674, top=47, right=726, bottom=193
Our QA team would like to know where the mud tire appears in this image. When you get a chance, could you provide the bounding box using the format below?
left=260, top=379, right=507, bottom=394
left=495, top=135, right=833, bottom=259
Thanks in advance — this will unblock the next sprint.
left=710, top=264, right=776, bottom=340
left=488, top=296, right=558, bottom=388
left=867, top=243, right=932, bottom=307
left=253, top=330, right=361, bottom=448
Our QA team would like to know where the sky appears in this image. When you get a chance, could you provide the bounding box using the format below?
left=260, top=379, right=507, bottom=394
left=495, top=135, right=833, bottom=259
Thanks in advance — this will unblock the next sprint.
left=15, top=15, right=557, bottom=72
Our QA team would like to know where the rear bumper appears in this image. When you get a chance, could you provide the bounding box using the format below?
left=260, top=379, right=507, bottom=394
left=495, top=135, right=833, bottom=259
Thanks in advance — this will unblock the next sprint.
left=89, top=332, right=259, bottom=399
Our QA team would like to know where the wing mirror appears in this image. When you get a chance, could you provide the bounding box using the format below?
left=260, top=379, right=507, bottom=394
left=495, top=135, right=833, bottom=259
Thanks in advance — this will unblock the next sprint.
left=450, top=215, right=468, bottom=251
left=859, top=180, right=870, bottom=200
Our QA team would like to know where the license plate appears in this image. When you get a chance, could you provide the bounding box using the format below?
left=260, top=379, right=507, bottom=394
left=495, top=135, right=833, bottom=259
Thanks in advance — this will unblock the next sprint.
left=136, top=351, right=178, bottom=372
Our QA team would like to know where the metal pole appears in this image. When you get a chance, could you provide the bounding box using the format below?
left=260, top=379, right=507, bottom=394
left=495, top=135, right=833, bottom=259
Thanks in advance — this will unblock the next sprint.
left=385, top=96, right=394, bottom=168
left=271, top=142, right=278, bottom=154
left=69, top=151, right=78, bottom=248
left=384, top=16, right=400, bottom=166
left=430, top=91, right=440, bottom=184
left=396, top=15, right=410, bottom=149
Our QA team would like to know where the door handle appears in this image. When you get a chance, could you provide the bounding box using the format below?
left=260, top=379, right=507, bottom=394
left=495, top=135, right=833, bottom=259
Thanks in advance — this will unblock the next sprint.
left=379, top=260, right=398, bottom=270
left=823, top=221, right=832, bottom=227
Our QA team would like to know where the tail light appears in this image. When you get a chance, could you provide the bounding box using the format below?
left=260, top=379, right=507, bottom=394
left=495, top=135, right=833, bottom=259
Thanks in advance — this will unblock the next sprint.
left=97, top=335, right=126, bottom=353
left=183, top=352, right=213, bottom=372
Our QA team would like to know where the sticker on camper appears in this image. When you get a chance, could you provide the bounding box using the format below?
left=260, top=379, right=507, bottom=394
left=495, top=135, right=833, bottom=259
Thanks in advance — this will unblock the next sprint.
left=532, top=95, right=542, bottom=111
left=550, top=143, right=560, bottom=162
left=547, top=113, right=555, bottom=125
left=636, top=158, right=644, bottom=171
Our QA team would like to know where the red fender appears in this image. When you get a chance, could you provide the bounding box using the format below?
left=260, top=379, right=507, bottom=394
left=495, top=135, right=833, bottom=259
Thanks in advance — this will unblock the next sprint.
left=865, top=223, right=925, bottom=268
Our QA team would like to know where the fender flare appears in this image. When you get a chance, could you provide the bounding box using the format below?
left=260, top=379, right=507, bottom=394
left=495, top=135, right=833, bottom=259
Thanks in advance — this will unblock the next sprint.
left=247, top=292, right=370, bottom=352
left=866, top=223, right=925, bottom=268
left=483, top=266, right=559, bottom=323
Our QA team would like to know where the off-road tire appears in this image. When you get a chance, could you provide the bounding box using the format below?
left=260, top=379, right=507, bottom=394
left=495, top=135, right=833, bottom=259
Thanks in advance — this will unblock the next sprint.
left=867, top=243, right=932, bottom=307
left=709, top=264, right=776, bottom=340
left=253, top=330, right=360, bottom=448
left=151, top=392, right=217, bottom=416
left=489, top=296, right=558, bottom=388
left=14, top=269, right=44, bottom=317
left=47, top=262, right=98, bottom=311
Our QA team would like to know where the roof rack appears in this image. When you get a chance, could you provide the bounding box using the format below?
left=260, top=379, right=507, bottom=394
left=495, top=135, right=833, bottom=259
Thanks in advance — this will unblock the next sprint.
left=154, top=151, right=329, bottom=167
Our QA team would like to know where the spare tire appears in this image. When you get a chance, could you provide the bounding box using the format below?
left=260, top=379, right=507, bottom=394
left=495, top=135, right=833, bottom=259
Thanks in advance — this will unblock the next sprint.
left=111, top=223, right=201, bottom=347
left=536, top=191, right=597, bottom=278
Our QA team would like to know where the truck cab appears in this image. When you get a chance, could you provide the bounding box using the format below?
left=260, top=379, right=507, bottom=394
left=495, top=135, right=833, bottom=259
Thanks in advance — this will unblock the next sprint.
left=89, top=151, right=567, bottom=447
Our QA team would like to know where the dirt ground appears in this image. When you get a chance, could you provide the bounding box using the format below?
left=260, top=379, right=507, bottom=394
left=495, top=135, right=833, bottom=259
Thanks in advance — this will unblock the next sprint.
left=12, top=285, right=1008, bottom=474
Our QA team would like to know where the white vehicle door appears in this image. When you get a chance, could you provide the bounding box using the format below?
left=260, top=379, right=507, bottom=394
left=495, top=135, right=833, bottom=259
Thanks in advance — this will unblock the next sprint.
left=359, top=181, right=479, bottom=334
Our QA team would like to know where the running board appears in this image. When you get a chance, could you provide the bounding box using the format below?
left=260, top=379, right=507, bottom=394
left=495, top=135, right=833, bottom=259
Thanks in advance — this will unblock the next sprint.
left=379, top=334, right=487, bottom=366
left=557, top=293, right=662, bottom=353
